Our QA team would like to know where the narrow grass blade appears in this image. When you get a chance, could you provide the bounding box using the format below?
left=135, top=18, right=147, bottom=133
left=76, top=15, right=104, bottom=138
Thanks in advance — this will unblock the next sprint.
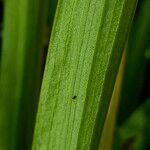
left=47, top=0, right=58, bottom=33
left=33, top=0, right=138, bottom=149
left=0, top=0, right=4, bottom=63
left=118, top=0, right=150, bottom=125
left=0, top=0, right=48, bottom=149
left=99, top=48, right=126, bottom=150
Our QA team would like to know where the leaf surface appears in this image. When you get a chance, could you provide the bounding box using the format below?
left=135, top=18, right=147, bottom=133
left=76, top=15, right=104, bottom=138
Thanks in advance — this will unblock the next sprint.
left=32, top=0, right=138, bottom=149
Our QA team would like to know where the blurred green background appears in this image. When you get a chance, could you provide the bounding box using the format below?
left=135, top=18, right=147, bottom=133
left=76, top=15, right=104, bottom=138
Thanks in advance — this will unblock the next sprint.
left=115, top=0, right=150, bottom=149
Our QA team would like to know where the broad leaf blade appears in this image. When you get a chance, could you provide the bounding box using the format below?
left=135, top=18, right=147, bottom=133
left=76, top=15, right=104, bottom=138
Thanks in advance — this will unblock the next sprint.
left=33, top=0, right=138, bottom=149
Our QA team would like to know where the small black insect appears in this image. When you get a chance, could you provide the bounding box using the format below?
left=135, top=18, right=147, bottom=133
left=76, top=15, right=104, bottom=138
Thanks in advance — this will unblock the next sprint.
left=72, top=95, right=77, bottom=100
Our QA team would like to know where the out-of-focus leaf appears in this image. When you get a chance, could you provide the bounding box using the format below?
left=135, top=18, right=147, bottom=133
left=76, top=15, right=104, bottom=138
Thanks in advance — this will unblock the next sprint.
left=0, top=0, right=3, bottom=62
left=145, top=48, right=150, bottom=60
left=114, top=99, right=150, bottom=150
left=99, top=49, right=126, bottom=150
left=47, top=0, right=58, bottom=31
left=0, top=0, right=48, bottom=149
left=118, top=0, right=150, bottom=125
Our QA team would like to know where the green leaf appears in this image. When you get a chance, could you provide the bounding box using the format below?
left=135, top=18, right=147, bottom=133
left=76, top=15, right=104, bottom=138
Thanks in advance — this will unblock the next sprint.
left=32, top=0, right=138, bottom=149
left=118, top=0, right=150, bottom=125
left=0, top=0, right=48, bottom=149
left=47, top=0, right=58, bottom=32
left=114, top=99, right=150, bottom=150
left=0, top=0, right=3, bottom=63
left=99, top=48, right=126, bottom=150
left=145, top=48, right=150, bottom=60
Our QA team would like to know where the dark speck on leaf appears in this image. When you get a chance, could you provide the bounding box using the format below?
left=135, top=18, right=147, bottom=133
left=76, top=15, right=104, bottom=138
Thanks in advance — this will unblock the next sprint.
left=72, top=96, right=77, bottom=100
